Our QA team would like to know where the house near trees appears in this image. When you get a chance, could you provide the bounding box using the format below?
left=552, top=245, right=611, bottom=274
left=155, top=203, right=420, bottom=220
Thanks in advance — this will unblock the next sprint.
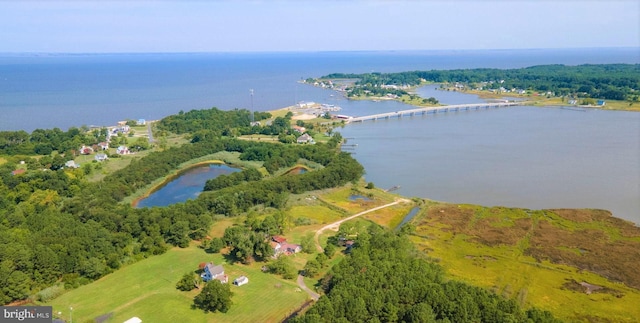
left=94, top=153, right=108, bottom=162
left=296, top=133, right=314, bottom=144
left=117, top=145, right=130, bottom=155
left=270, top=236, right=302, bottom=256
left=64, top=160, right=79, bottom=169
left=200, top=263, right=228, bottom=283
left=79, top=145, right=94, bottom=155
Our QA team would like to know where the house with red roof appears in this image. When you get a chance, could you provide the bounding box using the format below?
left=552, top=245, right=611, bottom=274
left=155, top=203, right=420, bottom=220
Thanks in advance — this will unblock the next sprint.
left=270, top=236, right=302, bottom=256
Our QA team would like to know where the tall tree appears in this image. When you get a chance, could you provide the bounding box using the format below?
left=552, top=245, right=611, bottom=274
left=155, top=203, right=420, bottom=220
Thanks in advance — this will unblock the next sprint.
left=193, top=280, right=233, bottom=313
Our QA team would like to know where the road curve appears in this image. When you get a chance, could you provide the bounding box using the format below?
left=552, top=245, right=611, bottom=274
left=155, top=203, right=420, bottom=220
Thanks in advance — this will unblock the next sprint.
left=297, top=198, right=409, bottom=302
left=313, top=199, right=407, bottom=252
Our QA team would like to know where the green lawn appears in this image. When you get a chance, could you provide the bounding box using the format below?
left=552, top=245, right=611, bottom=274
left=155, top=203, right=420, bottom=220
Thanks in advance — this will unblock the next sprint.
left=48, top=246, right=308, bottom=323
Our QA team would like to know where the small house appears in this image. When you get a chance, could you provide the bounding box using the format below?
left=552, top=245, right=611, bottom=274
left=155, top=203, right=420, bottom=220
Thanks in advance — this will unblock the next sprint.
left=79, top=145, right=94, bottom=155
left=270, top=236, right=302, bottom=256
left=292, top=125, right=306, bottom=133
left=64, top=160, right=79, bottom=169
left=272, top=236, right=287, bottom=244
left=233, top=276, right=249, bottom=286
left=11, top=169, right=26, bottom=176
left=98, top=142, right=109, bottom=150
left=296, top=133, right=314, bottom=144
left=95, top=153, right=108, bottom=162
left=201, top=263, right=228, bottom=283
left=597, top=100, right=606, bottom=106
left=116, top=146, right=130, bottom=155
left=137, top=119, right=146, bottom=125
left=280, top=243, right=302, bottom=255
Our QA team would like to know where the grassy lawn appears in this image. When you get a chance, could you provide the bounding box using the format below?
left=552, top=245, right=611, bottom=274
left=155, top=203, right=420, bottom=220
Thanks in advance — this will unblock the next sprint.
left=48, top=246, right=308, bottom=323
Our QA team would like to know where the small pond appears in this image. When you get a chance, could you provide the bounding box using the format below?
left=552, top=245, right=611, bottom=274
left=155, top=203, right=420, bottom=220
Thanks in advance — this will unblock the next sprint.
left=285, top=166, right=308, bottom=175
left=136, top=164, right=240, bottom=208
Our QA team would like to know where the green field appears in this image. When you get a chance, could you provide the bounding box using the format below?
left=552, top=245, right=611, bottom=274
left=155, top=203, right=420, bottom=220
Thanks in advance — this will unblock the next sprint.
left=48, top=246, right=308, bottom=323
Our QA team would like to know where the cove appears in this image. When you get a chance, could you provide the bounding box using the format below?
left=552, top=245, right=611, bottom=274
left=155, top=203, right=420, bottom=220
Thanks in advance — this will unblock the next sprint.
left=135, top=163, right=240, bottom=208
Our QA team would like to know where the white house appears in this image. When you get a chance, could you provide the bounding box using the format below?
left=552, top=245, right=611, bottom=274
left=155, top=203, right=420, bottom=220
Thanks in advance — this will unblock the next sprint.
left=116, top=146, right=130, bottom=155
left=95, top=153, right=108, bottom=162
left=296, top=133, right=314, bottom=144
left=233, top=276, right=249, bottom=286
left=201, top=263, right=228, bottom=283
left=64, top=160, right=79, bottom=169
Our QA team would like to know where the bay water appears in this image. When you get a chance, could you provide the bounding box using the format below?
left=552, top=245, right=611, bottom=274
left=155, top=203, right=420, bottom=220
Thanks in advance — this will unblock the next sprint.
left=1, top=48, right=638, bottom=223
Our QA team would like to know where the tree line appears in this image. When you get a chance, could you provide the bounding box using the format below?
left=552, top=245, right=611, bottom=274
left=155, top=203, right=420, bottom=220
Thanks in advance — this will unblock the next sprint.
left=292, top=227, right=560, bottom=323
left=322, top=64, right=640, bottom=101
left=0, top=108, right=361, bottom=305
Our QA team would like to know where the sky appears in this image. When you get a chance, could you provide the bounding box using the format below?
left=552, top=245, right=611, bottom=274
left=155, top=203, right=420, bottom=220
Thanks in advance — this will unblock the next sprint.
left=1, top=0, right=638, bottom=53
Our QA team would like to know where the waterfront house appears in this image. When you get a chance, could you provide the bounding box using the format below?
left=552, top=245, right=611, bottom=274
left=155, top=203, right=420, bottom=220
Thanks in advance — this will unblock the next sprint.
left=597, top=100, right=606, bottom=106
left=137, top=119, right=146, bottom=125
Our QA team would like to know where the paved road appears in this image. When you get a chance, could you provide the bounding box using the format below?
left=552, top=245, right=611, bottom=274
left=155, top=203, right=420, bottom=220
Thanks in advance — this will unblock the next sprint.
left=147, top=123, right=155, bottom=143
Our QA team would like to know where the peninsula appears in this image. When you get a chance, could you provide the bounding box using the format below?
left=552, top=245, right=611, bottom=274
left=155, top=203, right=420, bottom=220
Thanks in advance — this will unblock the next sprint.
left=305, top=64, right=640, bottom=111
left=1, top=71, right=638, bottom=322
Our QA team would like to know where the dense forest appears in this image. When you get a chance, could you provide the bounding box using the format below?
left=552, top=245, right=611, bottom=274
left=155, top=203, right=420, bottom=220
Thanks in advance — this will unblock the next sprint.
left=0, top=108, right=360, bottom=304
left=292, top=228, right=559, bottom=323
left=322, top=64, right=640, bottom=101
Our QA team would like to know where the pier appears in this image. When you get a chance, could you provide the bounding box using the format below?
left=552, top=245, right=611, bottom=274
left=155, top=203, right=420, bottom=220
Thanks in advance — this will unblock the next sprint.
left=345, top=101, right=528, bottom=123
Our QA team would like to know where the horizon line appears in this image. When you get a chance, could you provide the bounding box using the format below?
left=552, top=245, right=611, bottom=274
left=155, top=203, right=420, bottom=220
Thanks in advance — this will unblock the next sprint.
left=0, top=47, right=638, bottom=56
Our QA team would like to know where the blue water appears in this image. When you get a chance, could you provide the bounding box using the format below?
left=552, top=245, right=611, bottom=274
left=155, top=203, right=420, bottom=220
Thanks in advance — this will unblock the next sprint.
left=396, top=207, right=421, bottom=230
left=2, top=48, right=639, bottom=223
left=136, top=164, right=239, bottom=208
left=2, top=48, right=638, bottom=132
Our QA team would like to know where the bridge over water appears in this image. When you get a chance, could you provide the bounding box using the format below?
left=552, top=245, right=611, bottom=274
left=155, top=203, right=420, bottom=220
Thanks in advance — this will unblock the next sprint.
left=345, top=101, right=528, bottom=123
